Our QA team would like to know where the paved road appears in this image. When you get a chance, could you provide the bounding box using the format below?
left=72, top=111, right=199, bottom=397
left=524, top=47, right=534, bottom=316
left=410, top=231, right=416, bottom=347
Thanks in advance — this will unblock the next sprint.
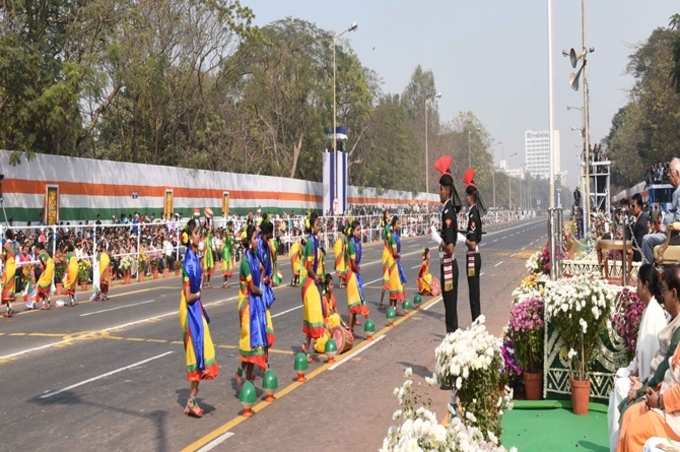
left=0, top=219, right=546, bottom=452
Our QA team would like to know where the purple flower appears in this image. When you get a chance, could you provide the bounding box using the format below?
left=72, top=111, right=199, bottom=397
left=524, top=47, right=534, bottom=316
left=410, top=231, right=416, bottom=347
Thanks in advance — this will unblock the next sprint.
left=611, top=288, right=644, bottom=355
left=501, top=340, right=522, bottom=376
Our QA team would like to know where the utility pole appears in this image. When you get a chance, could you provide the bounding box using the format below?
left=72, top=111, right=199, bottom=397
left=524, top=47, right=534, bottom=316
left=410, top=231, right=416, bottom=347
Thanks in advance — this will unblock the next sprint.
left=581, top=0, right=592, bottom=236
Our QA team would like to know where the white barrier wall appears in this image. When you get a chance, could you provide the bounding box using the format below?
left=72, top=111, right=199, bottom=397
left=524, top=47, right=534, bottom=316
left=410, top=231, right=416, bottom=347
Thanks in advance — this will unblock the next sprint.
left=0, top=150, right=437, bottom=222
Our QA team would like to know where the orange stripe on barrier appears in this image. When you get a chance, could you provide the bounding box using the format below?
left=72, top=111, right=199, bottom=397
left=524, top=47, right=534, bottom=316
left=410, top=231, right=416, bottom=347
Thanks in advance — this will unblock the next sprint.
left=4, top=179, right=322, bottom=202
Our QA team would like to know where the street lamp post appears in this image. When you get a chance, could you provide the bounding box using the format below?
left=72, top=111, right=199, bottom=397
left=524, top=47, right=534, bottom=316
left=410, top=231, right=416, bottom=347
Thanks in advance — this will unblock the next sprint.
left=424, top=92, right=442, bottom=192
left=507, top=152, right=519, bottom=210
left=332, top=21, right=358, bottom=160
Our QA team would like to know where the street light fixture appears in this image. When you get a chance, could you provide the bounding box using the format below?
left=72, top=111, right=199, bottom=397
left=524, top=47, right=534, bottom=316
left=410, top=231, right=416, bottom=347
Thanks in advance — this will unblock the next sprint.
left=332, top=21, right=358, bottom=157
left=566, top=105, right=583, bottom=111
left=424, top=92, right=442, bottom=192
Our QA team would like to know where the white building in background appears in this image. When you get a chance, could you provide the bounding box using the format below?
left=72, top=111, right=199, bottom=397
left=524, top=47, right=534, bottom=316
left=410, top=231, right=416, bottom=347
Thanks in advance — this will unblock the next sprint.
left=498, top=159, right=525, bottom=179
left=524, top=130, right=560, bottom=179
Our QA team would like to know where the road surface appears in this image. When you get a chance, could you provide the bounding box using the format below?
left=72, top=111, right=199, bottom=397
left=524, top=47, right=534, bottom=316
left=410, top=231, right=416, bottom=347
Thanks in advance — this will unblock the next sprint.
left=0, top=219, right=546, bottom=452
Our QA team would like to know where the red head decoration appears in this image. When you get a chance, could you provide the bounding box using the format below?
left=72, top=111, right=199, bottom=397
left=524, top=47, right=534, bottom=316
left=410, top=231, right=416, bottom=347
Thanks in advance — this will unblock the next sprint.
left=463, top=167, right=476, bottom=188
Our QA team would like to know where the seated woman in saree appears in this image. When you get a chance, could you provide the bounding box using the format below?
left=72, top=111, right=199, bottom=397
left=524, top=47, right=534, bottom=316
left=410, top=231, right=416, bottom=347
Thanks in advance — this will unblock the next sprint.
left=178, top=219, right=219, bottom=418
left=621, top=265, right=680, bottom=419
left=618, top=265, right=680, bottom=451
left=609, top=264, right=668, bottom=450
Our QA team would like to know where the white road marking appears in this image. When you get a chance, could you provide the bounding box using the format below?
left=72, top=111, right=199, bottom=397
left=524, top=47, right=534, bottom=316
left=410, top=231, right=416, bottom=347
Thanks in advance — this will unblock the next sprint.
left=272, top=305, right=302, bottom=318
left=329, top=335, right=386, bottom=371
left=39, top=351, right=174, bottom=399
left=494, top=261, right=504, bottom=268
left=423, top=297, right=442, bottom=311
left=79, top=299, right=156, bottom=317
left=197, top=432, right=235, bottom=452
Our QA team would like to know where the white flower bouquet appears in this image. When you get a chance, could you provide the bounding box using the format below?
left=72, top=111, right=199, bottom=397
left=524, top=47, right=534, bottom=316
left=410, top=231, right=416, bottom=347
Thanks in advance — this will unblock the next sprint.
left=543, top=274, right=616, bottom=380
left=381, top=369, right=516, bottom=452
left=429, top=316, right=511, bottom=440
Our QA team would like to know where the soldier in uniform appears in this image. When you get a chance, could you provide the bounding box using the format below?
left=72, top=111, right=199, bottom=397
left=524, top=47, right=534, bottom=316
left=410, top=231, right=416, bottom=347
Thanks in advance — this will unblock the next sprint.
left=463, top=168, right=484, bottom=322
left=433, top=156, right=463, bottom=333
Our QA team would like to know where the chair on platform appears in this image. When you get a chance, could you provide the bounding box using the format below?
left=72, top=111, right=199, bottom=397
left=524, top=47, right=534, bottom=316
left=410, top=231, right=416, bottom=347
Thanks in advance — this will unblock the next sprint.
left=596, top=239, right=634, bottom=285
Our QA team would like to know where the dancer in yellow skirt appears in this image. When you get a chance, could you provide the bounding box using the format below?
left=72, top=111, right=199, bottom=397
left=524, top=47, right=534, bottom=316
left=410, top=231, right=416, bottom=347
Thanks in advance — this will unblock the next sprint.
left=301, top=212, right=325, bottom=359
left=2, top=231, right=17, bottom=317
left=35, top=247, right=54, bottom=310
left=380, top=210, right=391, bottom=310
left=333, top=221, right=349, bottom=286
left=178, top=219, right=219, bottom=418
left=222, top=221, right=235, bottom=288
left=289, top=237, right=304, bottom=287
left=417, top=248, right=439, bottom=296
left=346, top=220, right=369, bottom=333
left=62, top=244, right=79, bottom=307
left=387, top=216, right=406, bottom=314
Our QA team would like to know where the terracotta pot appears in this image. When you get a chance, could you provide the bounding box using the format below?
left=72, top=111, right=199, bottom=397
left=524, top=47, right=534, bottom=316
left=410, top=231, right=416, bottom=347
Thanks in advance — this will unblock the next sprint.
left=80, top=283, right=90, bottom=290
left=174, top=269, right=180, bottom=276
left=523, top=371, right=542, bottom=400
left=164, top=268, right=171, bottom=277
left=123, top=272, right=131, bottom=285
left=56, top=282, right=63, bottom=295
left=571, top=378, right=590, bottom=415
left=152, top=269, right=159, bottom=280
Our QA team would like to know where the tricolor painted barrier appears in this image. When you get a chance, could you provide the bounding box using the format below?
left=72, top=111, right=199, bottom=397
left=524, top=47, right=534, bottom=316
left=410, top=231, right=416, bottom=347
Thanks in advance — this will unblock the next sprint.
left=0, top=150, right=438, bottom=222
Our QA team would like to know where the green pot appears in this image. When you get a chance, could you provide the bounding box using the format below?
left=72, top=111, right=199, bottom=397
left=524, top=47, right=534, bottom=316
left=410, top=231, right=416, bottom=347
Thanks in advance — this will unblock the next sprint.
left=239, top=381, right=257, bottom=405
left=294, top=352, right=309, bottom=372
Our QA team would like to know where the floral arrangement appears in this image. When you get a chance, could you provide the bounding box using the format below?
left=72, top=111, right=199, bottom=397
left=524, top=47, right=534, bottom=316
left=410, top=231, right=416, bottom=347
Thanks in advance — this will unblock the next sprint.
left=77, top=259, right=92, bottom=284
left=525, top=245, right=551, bottom=275
left=543, top=274, right=616, bottom=380
left=429, top=316, right=511, bottom=439
left=120, top=255, right=133, bottom=273
left=501, top=338, right=522, bottom=378
left=512, top=273, right=548, bottom=304
left=611, top=288, right=644, bottom=359
left=507, top=296, right=544, bottom=373
left=381, top=369, right=516, bottom=452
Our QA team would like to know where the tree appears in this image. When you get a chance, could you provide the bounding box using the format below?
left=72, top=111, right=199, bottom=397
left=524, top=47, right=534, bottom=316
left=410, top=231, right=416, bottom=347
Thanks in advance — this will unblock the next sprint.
left=604, top=19, right=680, bottom=188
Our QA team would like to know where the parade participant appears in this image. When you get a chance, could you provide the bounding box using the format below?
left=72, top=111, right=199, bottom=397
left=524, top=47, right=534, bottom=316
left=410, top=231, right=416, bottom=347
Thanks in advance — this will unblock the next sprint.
left=464, top=168, right=484, bottom=322
left=178, top=219, right=219, bottom=418
left=433, top=155, right=463, bottom=333
left=387, top=216, right=406, bottom=314
left=90, top=244, right=111, bottom=302
left=346, top=220, right=369, bottom=333
left=1, top=231, right=17, bottom=317
left=379, top=210, right=391, bottom=310
left=237, top=224, right=271, bottom=384
left=35, top=247, right=54, bottom=310
left=269, top=233, right=283, bottom=286
left=301, top=212, right=326, bottom=360
left=63, top=244, right=79, bottom=307
left=608, top=264, right=667, bottom=450
left=222, top=221, right=235, bottom=288
left=19, top=244, right=35, bottom=306
left=289, top=237, right=304, bottom=287
left=417, top=248, right=440, bottom=296
left=257, top=218, right=276, bottom=351
left=202, top=211, right=215, bottom=288
left=334, top=220, right=349, bottom=286
left=322, top=273, right=338, bottom=320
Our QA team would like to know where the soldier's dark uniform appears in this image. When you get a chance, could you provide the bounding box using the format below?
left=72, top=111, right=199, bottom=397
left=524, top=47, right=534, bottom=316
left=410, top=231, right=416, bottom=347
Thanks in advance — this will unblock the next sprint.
left=441, top=198, right=459, bottom=333
left=465, top=204, right=482, bottom=322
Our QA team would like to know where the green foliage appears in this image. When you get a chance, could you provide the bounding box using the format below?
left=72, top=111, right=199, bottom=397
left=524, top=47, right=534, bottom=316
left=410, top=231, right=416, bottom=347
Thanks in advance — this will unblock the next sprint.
left=1, top=2, right=512, bottom=195
left=606, top=17, right=680, bottom=188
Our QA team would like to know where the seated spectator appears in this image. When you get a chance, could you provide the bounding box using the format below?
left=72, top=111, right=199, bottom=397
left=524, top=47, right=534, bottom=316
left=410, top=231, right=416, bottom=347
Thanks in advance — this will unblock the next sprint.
left=609, top=264, right=667, bottom=449
left=642, top=158, right=680, bottom=264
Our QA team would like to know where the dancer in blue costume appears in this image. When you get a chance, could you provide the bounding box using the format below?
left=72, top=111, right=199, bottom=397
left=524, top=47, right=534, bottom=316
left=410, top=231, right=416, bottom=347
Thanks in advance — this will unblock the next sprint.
left=237, top=225, right=271, bottom=383
left=178, top=219, right=218, bottom=418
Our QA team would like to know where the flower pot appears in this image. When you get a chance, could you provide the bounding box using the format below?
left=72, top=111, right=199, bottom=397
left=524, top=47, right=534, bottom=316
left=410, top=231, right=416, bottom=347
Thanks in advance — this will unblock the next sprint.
left=56, top=282, right=63, bottom=295
left=79, top=283, right=90, bottom=291
left=152, top=269, right=159, bottom=280
left=164, top=268, right=170, bottom=277
left=570, top=378, right=590, bottom=415
left=123, top=272, right=131, bottom=285
left=523, top=371, right=542, bottom=400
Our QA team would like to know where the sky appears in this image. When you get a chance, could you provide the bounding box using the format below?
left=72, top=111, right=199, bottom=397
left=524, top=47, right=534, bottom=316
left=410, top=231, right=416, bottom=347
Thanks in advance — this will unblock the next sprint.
left=241, top=0, right=678, bottom=189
